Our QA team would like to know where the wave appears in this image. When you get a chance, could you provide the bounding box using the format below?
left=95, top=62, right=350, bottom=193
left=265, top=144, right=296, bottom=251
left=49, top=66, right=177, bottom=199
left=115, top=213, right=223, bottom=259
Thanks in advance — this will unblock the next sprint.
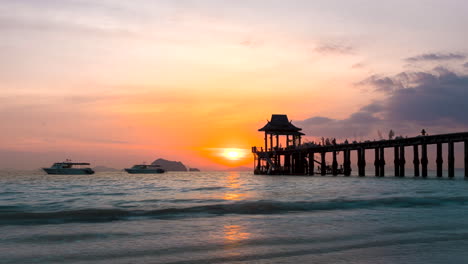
left=8, top=232, right=133, bottom=243
left=189, top=187, right=226, bottom=191
left=78, top=192, right=130, bottom=196
left=0, top=191, right=23, bottom=196
left=2, top=196, right=468, bottom=225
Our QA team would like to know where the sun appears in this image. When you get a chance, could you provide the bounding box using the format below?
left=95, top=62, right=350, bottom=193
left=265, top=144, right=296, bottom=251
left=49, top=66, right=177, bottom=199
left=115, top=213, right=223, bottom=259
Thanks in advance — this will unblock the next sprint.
left=226, top=151, right=240, bottom=159
left=222, top=148, right=246, bottom=161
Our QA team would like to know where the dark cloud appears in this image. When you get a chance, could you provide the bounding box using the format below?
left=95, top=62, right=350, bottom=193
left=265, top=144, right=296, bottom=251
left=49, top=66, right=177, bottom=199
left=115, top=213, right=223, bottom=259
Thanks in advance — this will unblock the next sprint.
left=298, top=67, right=468, bottom=139
left=360, top=102, right=385, bottom=113
left=315, top=43, right=354, bottom=55
left=359, top=67, right=451, bottom=93
left=405, top=53, right=465, bottom=62
left=383, top=68, right=468, bottom=125
left=297, top=107, right=382, bottom=139
left=358, top=75, right=404, bottom=93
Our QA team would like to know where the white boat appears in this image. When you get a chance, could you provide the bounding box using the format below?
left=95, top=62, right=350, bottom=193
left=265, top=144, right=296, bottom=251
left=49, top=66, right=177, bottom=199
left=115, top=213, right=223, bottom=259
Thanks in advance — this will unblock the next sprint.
left=124, top=164, right=165, bottom=174
left=43, top=162, right=95, bottom=175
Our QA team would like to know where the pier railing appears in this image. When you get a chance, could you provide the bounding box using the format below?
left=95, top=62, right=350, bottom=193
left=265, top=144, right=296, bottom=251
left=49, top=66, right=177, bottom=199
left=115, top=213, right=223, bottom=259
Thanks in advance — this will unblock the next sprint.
left=253, top=132, right=468, bottom=177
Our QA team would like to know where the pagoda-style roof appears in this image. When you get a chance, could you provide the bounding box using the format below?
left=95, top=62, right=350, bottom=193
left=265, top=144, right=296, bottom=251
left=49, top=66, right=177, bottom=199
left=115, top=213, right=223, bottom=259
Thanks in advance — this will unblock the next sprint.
left=258, top=114, right=304, bottom=135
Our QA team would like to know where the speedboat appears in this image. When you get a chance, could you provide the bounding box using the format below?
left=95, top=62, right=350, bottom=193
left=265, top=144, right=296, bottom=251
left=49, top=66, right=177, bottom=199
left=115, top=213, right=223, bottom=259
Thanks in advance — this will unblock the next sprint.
left=43, top=162, right=95, bottom=175
left=124, top=164, right=165, bottom=174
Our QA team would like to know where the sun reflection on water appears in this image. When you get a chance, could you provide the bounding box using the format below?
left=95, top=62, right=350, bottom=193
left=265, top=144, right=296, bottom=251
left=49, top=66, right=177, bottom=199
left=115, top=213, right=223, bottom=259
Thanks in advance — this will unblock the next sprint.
left=224, top=225, right=251, bottom=241
left=221, top=172, right=251, bottom=255
left=222, top=172, right=246, bottom=201
left=223, top=224, right=251, bottom=256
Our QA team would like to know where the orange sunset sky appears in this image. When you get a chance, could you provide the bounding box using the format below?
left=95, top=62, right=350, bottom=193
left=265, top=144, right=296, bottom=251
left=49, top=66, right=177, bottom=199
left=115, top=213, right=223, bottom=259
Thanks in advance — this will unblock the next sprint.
left=2, top=0, right=468, bottom=170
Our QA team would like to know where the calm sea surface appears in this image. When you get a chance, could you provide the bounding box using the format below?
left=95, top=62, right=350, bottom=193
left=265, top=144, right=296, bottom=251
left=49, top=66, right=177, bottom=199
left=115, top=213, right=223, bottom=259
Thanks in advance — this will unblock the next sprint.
left=2, top=170, right=468, bottom=263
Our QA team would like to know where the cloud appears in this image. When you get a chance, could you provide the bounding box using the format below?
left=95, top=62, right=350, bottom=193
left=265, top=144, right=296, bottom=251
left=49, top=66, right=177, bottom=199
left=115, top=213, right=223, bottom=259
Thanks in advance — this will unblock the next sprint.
left=359, top=67, right=454, bottom=93
left=382, top=68, right=468, bottom=125
left=351, top=62, right=365, bottom=69
left=297, top=107, right=383, bottom=140
left=239, top=37, right=263, bottom=47
left=0, top=1, right=145, bottom=39
left=358, top=75, right=403, bottom=93
left=463, top=62, right=468, bottom=68
left=0, top=16, right=138, bottom=38
left=315, top=43, right=354, bottom=55
left=405, top=52, right=465, bottom=62
left=298, top=67, right=468, bottom=139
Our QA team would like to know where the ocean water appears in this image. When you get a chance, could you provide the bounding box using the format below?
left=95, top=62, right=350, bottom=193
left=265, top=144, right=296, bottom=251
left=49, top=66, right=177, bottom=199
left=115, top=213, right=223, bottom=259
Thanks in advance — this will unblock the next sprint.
left=2, top=170, right=468, bottom=263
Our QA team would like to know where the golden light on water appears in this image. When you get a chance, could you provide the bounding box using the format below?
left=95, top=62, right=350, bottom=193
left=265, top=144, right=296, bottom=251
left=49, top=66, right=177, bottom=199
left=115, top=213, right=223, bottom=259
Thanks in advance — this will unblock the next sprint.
left=224, top=225, right=251, bottom=241
left=223, top=172, right=245, bottom=201
left=223, top=224, right=252, bottom=256
left=221, top=173, right=251, bottom=254
left=223, top=193, right=244, bottom=201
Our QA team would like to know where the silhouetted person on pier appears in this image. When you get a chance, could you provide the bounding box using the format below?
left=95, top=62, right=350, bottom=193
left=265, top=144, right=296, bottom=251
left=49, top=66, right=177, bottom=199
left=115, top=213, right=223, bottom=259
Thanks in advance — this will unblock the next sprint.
left=421, top=129, right=427, bottom=136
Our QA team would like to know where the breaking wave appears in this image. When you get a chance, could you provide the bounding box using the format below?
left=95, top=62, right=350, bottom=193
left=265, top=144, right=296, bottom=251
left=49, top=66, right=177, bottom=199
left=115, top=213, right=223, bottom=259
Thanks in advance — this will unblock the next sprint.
left=2, top=195, right=468, bottom=225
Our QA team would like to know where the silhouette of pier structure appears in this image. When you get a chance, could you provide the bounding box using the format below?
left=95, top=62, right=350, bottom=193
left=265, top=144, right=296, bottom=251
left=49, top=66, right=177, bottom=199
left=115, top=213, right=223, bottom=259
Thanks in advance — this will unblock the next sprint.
left=252, top=114, right=468, bottom=177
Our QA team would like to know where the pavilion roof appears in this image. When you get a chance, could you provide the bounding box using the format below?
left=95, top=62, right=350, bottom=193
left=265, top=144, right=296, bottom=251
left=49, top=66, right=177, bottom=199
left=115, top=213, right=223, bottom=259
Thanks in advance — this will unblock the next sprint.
left=258, top=114, right=304, bottom=135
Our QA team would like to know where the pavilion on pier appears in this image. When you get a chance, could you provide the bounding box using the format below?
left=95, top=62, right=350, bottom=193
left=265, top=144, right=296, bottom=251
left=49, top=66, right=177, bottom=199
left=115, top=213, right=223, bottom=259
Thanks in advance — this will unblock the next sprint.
left=253, top=114, right=305, bottom=174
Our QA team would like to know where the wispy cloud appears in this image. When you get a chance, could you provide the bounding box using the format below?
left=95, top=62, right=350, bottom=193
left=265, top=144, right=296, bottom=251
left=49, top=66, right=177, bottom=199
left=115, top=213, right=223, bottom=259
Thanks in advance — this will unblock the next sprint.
left=351, top=62, right=365, bottom=69
left=405, top=52, right=466, bottom=62
left=0, top=14, right=139, bottom=38
left=315, top=42, right=354, bottom=55
left=239, top=37, right=263, bottom=47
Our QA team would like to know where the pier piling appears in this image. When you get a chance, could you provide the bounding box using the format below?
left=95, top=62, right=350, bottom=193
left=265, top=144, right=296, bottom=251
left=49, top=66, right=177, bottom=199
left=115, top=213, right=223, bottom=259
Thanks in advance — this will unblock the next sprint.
left=399, top=145, right=405, bottom=177
left=344, top=150, right=351, bottom=176
left=308, top=152, right=314, bottom=176
left=361, top=149, right=366, bottom=176
left=332, top=151, right=338, bottom=176
left=357, top=148, right=365, bottom=176
left=448, top=141, right=455, bottom=178
left=394, top=146, right=400, bottom=177
left=374, top=148, right=380, bottom=177
left=465, top=140, right=468, bottom=178
left=413, top=145, right=420, bottom=177
left=379, top=147, right=385, bottom=177
left=436, top=143, right=443, bottom=177
left=321, top=152, right=326, bottom=176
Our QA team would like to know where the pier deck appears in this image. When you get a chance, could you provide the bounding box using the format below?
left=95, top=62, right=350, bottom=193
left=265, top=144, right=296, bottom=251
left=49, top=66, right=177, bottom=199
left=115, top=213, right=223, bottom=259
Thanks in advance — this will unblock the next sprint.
left=252, top=115, right=468, bottom=177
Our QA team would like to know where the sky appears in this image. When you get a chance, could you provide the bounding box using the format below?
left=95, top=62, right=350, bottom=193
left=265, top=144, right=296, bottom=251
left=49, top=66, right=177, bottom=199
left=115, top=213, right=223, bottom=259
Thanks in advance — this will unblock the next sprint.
left=1, top=0, right=468, bottom=170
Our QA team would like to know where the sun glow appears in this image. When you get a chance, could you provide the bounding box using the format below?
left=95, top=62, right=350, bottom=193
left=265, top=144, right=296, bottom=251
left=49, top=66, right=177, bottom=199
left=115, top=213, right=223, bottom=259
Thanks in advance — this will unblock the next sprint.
left=222, top=148, right=246, bottom=161
left=226, top=151, right=239, bottom=159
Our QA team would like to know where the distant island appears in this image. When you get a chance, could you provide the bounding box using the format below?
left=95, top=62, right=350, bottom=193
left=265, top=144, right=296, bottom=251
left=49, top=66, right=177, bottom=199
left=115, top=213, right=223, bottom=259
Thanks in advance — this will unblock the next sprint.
left=151, top=158, right=200, bottom=172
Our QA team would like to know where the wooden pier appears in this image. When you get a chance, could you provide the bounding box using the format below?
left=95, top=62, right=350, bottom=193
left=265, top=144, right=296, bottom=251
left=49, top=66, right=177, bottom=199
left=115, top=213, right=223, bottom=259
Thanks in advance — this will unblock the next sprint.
left=252, top=114, right=468, bottom=177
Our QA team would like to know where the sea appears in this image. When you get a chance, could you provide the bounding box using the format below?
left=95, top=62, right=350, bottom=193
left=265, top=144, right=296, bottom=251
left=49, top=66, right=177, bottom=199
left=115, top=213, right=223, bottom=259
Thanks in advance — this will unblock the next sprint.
left=2, top=169, right=468, bottom=264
